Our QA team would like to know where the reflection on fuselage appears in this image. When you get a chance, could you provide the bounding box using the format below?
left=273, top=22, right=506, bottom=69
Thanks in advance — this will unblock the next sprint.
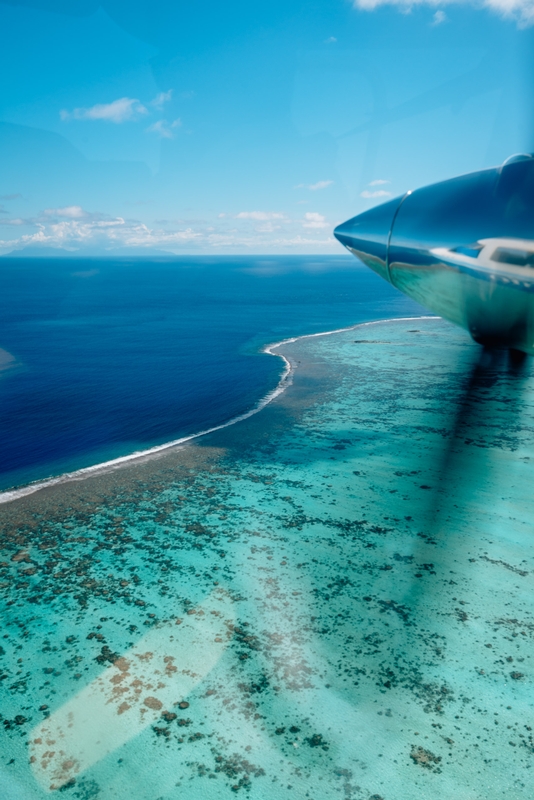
left=433, top=237, right=534, bottom=276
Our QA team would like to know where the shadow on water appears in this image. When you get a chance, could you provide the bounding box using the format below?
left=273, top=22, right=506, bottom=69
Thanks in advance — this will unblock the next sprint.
left=411, top=343, right=532, bottom=582
left=435, top=346, right=529, bottom=500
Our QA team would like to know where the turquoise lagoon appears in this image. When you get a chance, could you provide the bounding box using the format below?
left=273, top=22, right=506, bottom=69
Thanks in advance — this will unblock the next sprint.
left=1, top=317, right=534, bottom=799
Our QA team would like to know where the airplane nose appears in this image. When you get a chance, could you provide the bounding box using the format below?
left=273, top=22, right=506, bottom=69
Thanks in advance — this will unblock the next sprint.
left=334, top=196, right=404, bottom=280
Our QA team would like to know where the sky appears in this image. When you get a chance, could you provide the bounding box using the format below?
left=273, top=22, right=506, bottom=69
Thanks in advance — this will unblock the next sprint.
left=1, top=0, right=534, bottom=255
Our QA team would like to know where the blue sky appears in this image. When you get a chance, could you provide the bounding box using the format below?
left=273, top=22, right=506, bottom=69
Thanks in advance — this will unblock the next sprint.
left=0, top=0, right=533, bottom=255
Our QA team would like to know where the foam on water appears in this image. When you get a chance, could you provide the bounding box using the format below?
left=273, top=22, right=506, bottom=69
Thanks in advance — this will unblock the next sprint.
left=1, top=317, right=533, bottom=799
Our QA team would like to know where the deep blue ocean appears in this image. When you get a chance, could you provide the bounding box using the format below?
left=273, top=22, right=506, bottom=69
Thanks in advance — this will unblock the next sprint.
left=0, top=255, right=423, bottom=490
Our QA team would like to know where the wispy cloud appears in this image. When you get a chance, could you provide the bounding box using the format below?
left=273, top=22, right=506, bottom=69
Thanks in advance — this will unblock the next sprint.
left=60, top=97, right=148, bottom=124
left=0, top=212, right=199, bottom=252
left=295, top=180, right=334, bottom=191
left=353, top=0, right=534, bottom=26
left=44, top=206, right=87, bottom=219
left=146, top=118, right=182, bottom=139
left=194, top=233, right=336, bottom=249
left=302, top=212, right=329, bottom=229
left=150, top=90, right=173, bottom=109
left=0, top=218, right=26, bottom=226
left=360, top=189, right=392, bottom=198
left=324, top=36, right=338, bottom=42
left=0, top=212, right=336, bottom=254
left=0, top=207, right=338, bottom=254
left=235, top=211, right=286, bottom=220
left=0, top=206, right=7, bottom=214
left=0, top=193, right=22, bottom=201
left=431, top=9, right=448, bottom=23
left=361, top=179, right=392, bottom=199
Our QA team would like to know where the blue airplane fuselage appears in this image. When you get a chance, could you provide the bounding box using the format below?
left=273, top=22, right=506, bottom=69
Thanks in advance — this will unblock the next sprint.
left=334, top=157, right=534, bottom=354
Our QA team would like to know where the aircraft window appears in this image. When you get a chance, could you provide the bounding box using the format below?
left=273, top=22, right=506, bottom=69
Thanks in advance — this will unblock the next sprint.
left=490, top=247, right=534, bottom=267
left=451, top=244, right=484, bottom=258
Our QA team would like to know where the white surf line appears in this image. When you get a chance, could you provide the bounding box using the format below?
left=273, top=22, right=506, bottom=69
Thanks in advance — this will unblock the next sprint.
left=264, top=314, right=439, bottom=352
left=0, top=315, right=439, bottom=505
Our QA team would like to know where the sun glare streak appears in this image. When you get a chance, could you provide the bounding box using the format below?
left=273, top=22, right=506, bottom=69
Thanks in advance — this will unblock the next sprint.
left=29, top=589, right=234, bottom=792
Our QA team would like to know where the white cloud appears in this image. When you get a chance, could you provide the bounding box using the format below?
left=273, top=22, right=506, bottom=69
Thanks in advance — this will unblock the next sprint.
left=309, top=180, right=334, bottom=191
left=369, top=179, right=390, bottom=186
left=360, top=189, right=392, bottom=198
left=146, top=119, right=182, bottom=139
left=324, top=36, right=338, bottom=42
left=150, top=90, right=173, bottom=109
left=201, top=233, right=336, bottom=248
left=235, top=211, right=286, bottom=220
left=302, top=212, right=329, bottom=229
left=0, top=214, right=200, bottom=252
left=44, top=206, right=87, bottom=218
left=431, top=8, right=448, bottom=22
left=60, top=97, right=148, bottom=124
left=295, top=180, right=334, bottom=191
left=0, top=208, right=340, bottom=254
left=255, top=223, right=284, bottom=233
left=353, top=0, right=534, bottom=26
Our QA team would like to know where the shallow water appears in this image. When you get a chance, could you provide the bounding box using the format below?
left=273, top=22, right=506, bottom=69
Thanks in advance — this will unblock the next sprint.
left=1, top=317, right=534, bottom=799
